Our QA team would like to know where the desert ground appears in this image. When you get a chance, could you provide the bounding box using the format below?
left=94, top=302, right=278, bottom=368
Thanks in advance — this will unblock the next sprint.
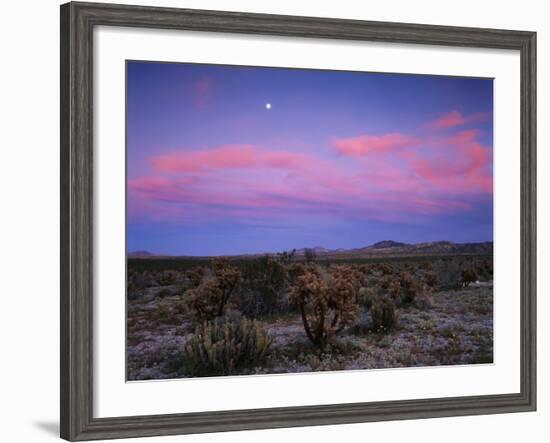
left=127, top=246, right=493, bottom=380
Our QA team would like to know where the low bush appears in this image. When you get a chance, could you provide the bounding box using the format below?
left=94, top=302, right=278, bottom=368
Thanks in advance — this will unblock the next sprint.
left=186, top=267, right=206, bottom=288
left=358, top=286, right=377, bottom=310
left=422, top=270, right=439, bottom=289
left=381, top=275, right=402, bottom=305
left=414, top=284, right=434, bottom=310
left=156, top=301, right=174, bottom=323
left=372, top=262, right=394, bottom=276
left=304, top=248, right=317, bottom=263
left=399, top=271, right=418, bottom=304
left=182, top=314, right=272, bottom=376
left=371, top=296, right=399, bottom=332
left=157, top=270, right=179, bottom=286
left=237, top=255, right=289, bottom=317
left=461, top=268, right=478, bottom=287
left=156, top=287, right=174, bottom=298
left=186, top=259, right=241, bottom=323
left=433, top=258, right=463, bottom=289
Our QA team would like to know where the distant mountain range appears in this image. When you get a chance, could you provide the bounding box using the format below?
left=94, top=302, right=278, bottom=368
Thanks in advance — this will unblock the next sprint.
left=128, top=240, right=493, bottom=259
left=127, top=250, right=155, bottom=258
left=291, top=240, right=492, bottom=258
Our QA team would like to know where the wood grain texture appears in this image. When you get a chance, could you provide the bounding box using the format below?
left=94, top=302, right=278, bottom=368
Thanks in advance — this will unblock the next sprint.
left=60, top=2, right=537, bottom=441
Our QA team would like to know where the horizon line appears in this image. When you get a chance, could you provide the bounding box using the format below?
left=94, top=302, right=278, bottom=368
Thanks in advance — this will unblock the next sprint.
left=128, top=239, right=494, bottom=258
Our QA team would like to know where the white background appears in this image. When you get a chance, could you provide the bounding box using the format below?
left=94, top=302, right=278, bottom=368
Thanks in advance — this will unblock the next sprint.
left=0, top=0, right=547, bottom=442
left=94, top=26, right=521, bottom=417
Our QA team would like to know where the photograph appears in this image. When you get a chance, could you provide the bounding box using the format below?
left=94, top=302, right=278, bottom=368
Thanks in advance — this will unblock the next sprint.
left=126, top=61, right=494, bottom=380
left=1, top=0, right=543, bottom=441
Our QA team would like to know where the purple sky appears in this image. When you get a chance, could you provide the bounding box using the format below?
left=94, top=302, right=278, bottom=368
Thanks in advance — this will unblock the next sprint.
left=127, top=61, right=493, bottom=256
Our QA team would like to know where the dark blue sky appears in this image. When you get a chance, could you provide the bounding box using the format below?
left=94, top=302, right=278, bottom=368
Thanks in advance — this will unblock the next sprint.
left=127, top=61, right=493, bottom=256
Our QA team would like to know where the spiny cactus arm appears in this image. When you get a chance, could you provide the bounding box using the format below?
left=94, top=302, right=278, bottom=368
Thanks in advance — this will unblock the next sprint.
left=299, top=302, right=315, bottom=344
left=330, top=310, right=340, bottom=329
left=316, top=303, right=326, bottom=340
left=216, top=294, right=227, bottom=317
left=313, top=298, right=327, bottom=349
left=218, top=285, right=235, bottom=316
left=216, top=271, right=239, bottom=316
left=333, top=317, right=346, bottom=333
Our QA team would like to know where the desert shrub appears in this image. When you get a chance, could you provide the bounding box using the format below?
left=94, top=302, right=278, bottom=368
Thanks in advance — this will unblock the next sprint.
left=182, top=314, right=272, bottom=376
left=211, top=258, right=241, bottom=285
left=420, top=261, right=433, bottom=271
left=357, top=264, right=372, bottom=276
left=433, top=258, right=463, bottom=289
left=289, top=264, right=359, bottom=351
left=422, top=270, right=439, bottom=289
left=304, top=248, right=317, bottom=263
left=276, top=249, right=296, bottom=265
left=156, top=287, right=174, bottom=298
left=382, top=263, right=395, bottom=275
left=238, top=255, right=289, bottom=317
left=371, top=296, right=399, bottom=332
left=379, top=275, right=402, bottom=304
left=359, top=268, right=373, bottom=289
left=461, top=268, right=478, bottom=287
left=414, top=284, right=434, bottom=310
left=186, top=259, right=241, bottom=323
left=287, top=262, right=306, bottom=285
left=156, top=301, right=174, bottom=322
left=358, top=286, right=377, bottom=310
left=474, top=258, right=493, bottom=281
left=127, top=270, right=155, bottom=299
left=399, top=271, right=419, bottom=303
left=173, top=298, right=187, bottom=315
left=157, top=270, right=178, bottom=286
left=186, top=267, right=206, bottom=288
left=372, top=262, right=393, bottom=276
left=484, top=258, right=494, bottom=278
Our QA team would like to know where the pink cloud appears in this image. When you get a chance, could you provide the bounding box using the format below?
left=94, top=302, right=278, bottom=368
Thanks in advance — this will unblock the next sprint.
left=405, top=130, right=492, bottom=194
left=429, top=110, right=492, bottom=129
left=128, top=166, right=475, bottom=225
left=430, top=110, right=466, bottom=129
left=150, top=145, right=332, bottom=174
left=130, top=121, right=492, bottom=226
left=332, top=133, right=417, bottom=157
left=329, top=123, right=492, bottom=198
left=128, top=174, right=342, bottom=224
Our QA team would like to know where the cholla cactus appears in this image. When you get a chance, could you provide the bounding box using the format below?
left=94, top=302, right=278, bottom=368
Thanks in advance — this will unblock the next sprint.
left=373, top=262, right=393, bottom=275
left=330, top=265, right=359, bottom=323
left=351, top=265, right=369, bottom=290
left=371, top=295, right=399, bottom=332
left=461, top=268, right=478, bottom=287
left=358, top=286, right=377, bottom=310
left=414, top=283, right=434, bottom=310
left=157, top=270, right=179, bottom=286
left=399, top=271, right=418, bottom=304
left=422, top=270, right=439, bottom=289
left=379, top=275, right=401, bottom=304
left=289, top=264, right=359, bottom=351
left=238, top=255, right=289, bottom=317
left=186, top=259, right=241, bottom=323
left=211, top=258, right=241, bottom=289
left=186, top=266, right=206, bottom=288
left=183, top=314, right=272, bottom=376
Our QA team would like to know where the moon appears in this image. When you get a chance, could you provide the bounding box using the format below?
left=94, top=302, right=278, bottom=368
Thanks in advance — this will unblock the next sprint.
left=265, top=103, right=272, bottom=110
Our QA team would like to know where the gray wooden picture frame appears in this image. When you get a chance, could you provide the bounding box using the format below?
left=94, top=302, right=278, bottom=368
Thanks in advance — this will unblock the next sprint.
left=60, top=1, right=537, bottom=441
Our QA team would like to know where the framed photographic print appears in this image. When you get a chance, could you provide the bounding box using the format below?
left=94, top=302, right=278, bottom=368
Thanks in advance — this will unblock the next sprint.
left=60, top=1, right=536, bottom=441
